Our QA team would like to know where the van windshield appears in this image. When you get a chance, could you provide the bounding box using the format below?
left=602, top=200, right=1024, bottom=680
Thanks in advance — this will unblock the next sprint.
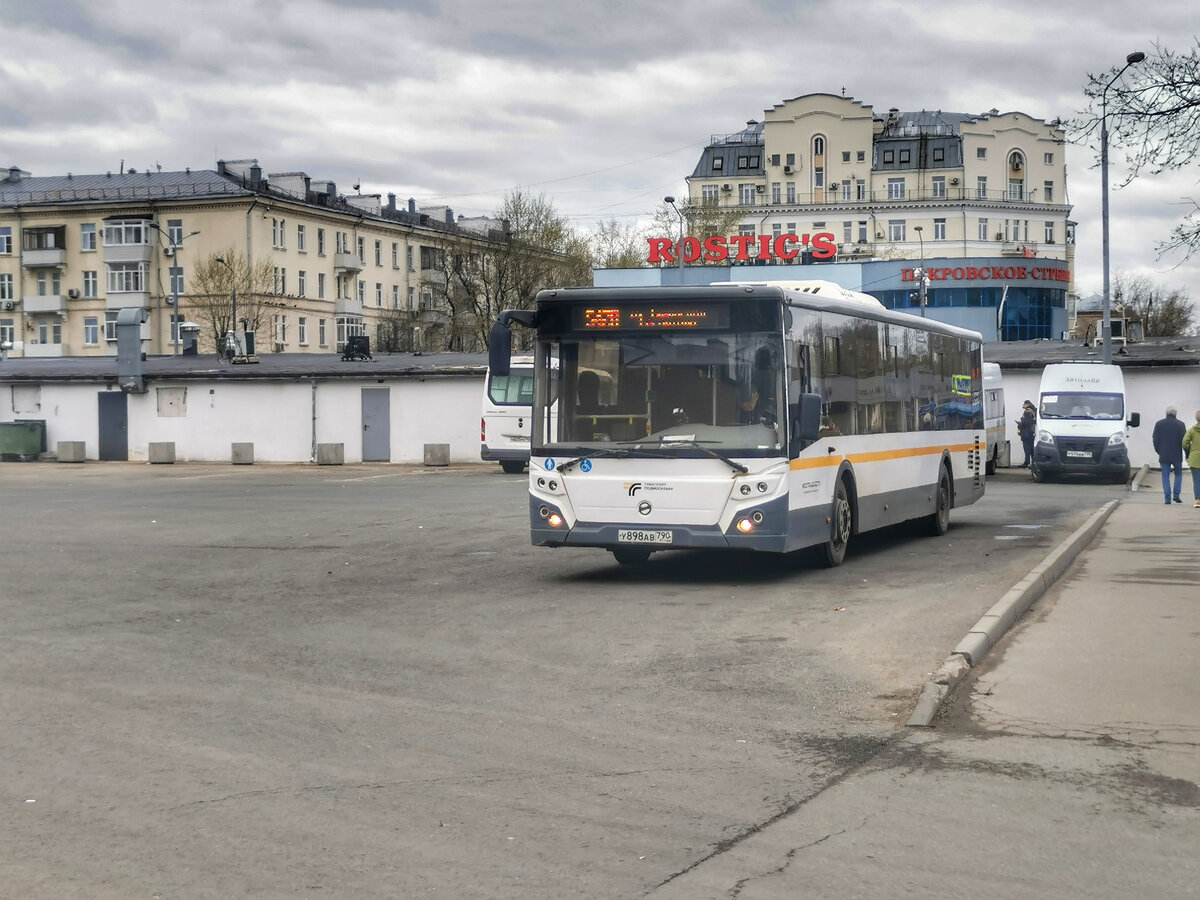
left=1039, top=391, right=1123, bottom=420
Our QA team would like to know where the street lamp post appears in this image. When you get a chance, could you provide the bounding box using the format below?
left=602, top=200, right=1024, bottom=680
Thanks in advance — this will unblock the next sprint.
left=214, top=256, right=238, bottom=359
left=913, top=225, right=927, bottom=317
left=148, top=222, right=200, bottom=356
left=1100, top=50, right=1146, bottom=364
left=664, top=196, right=685, bottom=277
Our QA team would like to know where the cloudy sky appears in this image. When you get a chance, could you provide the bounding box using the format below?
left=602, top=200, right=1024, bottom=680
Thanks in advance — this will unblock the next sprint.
left=2, top=0, right=1197, bottom=300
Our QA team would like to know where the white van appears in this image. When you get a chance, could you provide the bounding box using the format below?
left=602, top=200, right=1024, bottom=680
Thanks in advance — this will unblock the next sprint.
left=481, top=355, right=537, bottom=473
left=982, top=362, right=1005, bottom=474
left=1031, top=363, right=1140, bottom=484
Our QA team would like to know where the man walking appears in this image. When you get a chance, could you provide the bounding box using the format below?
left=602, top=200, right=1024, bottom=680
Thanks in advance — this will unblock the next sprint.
left=1017, top=400, right=1037, bottom=468
left=1152, top=405, right=1187, bottom=503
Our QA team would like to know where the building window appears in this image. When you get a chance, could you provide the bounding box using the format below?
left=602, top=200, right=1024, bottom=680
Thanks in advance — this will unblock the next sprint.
left=712, top=157, right=724, bottom=171
left=976, top=176, right=988, bottom=199
left=0, top=227, right=11, bottom=254
left=80, top=223, right=97, bottom=251
left=298, top=317, right=308, bottom=345
left=357, top=236, right=365, bottom=263
left=408, top=287, right=415, bottom=309
left=932, top=176, right=946, bottom=198
left=932, top=147, right=945, bottom=163
left=406, top=246, right=414, bottom=270
left=1044, top=221, right=1056, bottom=244
left=335, top=315, right=364, bottom=352
left=771, top=182, right=781, bottom=204
left=392, top=284, right=399, bottom=308
left=737, top=156, right=749, bottom=169
left=83, top=315, right=100, bottom=343
left=899, top=149, right=911, bottom=164
left=297, top=224, right=307, bottom=252
left=813, top=167, right=824, bottom=189
left=786, top=182, right=796, bottom=204
left=883, top=150, right=894, bottom=164
left=842, top=151, right=851, bottom=163
left=318, top=318, right=327, bottom=347
left=274, top=266, right=286, bottom=295
left=392, top=242, right=399, bottom=268
left=1009, top=180, right=1024, bottom=200
left=977, top=147, right=987, bottom=159
left=318, top=272, right=326, bottom=300
left=167, top=219, right=183, bottom=245
left=813, top=136, right=825, bottom=155
left=317, top=228, right=326, bottom=255
left=738, top=183, right=756, bottom=205
left=357, top=280, right=365, bottom=303
left=273, top=314, right=287, bottom=344
left=1044, top=152, right=1054, bottom=165
left=298, top=270, right=307, bottom=298
left=0, top=318, right=15, bottom=345
left=0, top=273, right=12, bottom=299
left=169, top=266, right=184, bottom=296
left=375, top=282, right=383, bottom=307
left=772, top=223, right=782, bottom=240
left=272, top=218, right=286, bottom=249
left=856, top=151, right=865, bottom=163
left=104, top=311, right=119, bottom=341
left=887, top=178, right=905, bottom=199
left=337, top=231, right=348, bottom=253
left=887, top=220, right=906, bottom=242
left=103, top=219, right=148, bottom=245
left=977, top=218, right=989, bottom=241
left=82, top=271, right=98, bottom=298
left=786, top=153, right=795, bottom=166
left=702, top=184, right=719, bottom=206
left=857, top=221, right=868, bottom=243
left=170, top=313, right=183, bottom=344
left=855, top=180, right=866, bottom=200
left=374, top=240, right=382, bottom=266
left=934, top=218, right=947, bottom=240
left=841, top=180, right=851, bottom=201
left=842, top=221, right=853, bottom=243
left=1043, top=181, right=1054, bottom=202
left=107, top=262, right=146, bottom=292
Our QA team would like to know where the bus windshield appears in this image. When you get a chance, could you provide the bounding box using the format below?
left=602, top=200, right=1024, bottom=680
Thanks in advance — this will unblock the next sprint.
left=538, top=331, right=786, bottom=456
left=1039, top=391, right=1123, bottom=420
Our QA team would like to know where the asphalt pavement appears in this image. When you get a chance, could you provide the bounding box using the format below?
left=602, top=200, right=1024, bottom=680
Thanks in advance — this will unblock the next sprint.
left=652, top=484, right=1200, bottom=899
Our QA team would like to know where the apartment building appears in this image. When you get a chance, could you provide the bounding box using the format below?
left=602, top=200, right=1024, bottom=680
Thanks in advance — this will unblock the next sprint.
left=678, top=93, right=1074, bottom=340
left=0, top=159, right=499, bottom=358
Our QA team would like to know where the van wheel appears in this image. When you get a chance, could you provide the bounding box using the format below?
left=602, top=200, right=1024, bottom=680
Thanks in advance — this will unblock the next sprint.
left=499, top=460, right=526, bottom=474
left=1113, top=465, right=1130, bottom=485
left=612, top=548, right=651, bottom=566
left=818, top=480, right=852, bottom=567
left=1030, top=462, right=1046, bottom=483
left=927, top=468, right=951, bottom=536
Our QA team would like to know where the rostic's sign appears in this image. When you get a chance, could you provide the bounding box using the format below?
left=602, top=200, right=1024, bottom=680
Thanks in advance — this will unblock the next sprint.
left=647, top=232, right=837, bottom=265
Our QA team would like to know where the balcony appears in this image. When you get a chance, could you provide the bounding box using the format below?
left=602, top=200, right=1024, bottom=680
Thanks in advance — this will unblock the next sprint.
left=335, top=296, right=362, bottom=315
left=22, top=294, right=65, bottom=314
left=21, top=248, right=66, bottom=268
left=103, top=243, right=152, bottom=264
left=105, top=292, right=149, bottom=311
left=420, top=269, right=447, bottom=288
left=333, top=252, right=362, bottom=273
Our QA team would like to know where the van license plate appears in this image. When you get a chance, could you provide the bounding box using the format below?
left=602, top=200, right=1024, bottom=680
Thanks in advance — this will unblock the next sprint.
left=618, top=529, right=673, bottom=544
left=1066, top=450, right=1092, bottom=458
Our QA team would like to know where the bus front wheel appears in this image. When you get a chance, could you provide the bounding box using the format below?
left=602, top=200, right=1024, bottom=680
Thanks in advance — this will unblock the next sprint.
left=927, top=468, right=951, bottom=536
left=818, top=480, right=852, bottom=568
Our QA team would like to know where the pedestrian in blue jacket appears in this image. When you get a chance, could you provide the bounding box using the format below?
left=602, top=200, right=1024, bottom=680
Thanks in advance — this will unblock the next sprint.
left=1152, top=405, right=1187, bottom=503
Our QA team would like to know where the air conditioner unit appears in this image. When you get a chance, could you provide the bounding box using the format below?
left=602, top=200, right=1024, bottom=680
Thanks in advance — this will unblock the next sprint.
left=163, top=246, right=175, bottom=257
left=783, top=165, right=794, bottom=174
left=1, top=300, right=14, bottom=311
left=721, top=184, right=732, bottom=192
left=1010, top=154, right=1023, bottom=169
left=950, top=177, right=960, bottom=185
left=67, top=288, right=80, bottom=299
left=995, top=232, right=1005, bottom=240
left=755, top=184, right=766, bottom=192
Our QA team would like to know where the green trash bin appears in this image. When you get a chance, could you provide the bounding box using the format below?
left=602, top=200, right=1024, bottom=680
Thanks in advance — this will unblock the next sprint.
left=0, top=420, right=45, bottom=461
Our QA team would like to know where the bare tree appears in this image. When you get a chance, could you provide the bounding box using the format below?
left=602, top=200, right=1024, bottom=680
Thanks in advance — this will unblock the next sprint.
left=185, top=248, right=278, bottom=352
left=590, top=217, right=648, bottom=269
left=374, top=305, right=421, bottom=353
left=1112, top=270, right=1197, bottom=337
left=1079, top=39, right=1200, bottom=259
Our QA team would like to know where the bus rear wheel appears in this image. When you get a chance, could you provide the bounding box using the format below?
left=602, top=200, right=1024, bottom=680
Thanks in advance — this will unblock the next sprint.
left=818, top=480, right=852, bottom=568
left=612, top=547, right=652, bottom=566
left=927, top=468, right=951, bottom=536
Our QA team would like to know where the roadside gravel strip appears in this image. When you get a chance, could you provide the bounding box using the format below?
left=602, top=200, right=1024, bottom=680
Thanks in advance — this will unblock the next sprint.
left=906, top=498, right=1122, bottom=727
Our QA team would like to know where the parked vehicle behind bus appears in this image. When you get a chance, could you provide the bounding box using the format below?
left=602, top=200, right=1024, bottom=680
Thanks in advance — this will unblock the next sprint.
left=489, top=282, right=986, bottom=566
left=1032, top=362, right=1139, bottom=484
left=481, top=356, right=536, bottom=473
left=983, top=362, right=1005, bottom=474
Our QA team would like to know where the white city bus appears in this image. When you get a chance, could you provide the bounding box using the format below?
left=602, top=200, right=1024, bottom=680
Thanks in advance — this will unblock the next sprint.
left=488, top=281, right=985, bottom=566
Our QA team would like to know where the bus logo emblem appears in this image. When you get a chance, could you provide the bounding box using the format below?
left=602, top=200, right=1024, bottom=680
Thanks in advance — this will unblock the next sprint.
left=638, top=500, right=652, bottom=516
left=626, top=482, right=642, bottom=496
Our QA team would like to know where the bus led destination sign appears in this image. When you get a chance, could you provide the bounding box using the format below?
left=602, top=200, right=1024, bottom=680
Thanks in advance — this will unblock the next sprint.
left=576, top=303, right=730, bottom=330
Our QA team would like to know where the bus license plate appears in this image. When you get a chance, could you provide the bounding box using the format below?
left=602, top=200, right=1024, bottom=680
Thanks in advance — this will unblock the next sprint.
left=618, top=529, right=673, bottom=545
left=1066, top=450, right=1092, bottom=458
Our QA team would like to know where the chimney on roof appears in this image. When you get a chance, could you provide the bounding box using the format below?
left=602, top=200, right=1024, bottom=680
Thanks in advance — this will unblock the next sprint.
left=7, top=166, right=23, bottom=183
left=217, top=160, right=227, bottom=175
left=249, top=165, right=263, bottom=189
left=387, top=193, right=396, bottom=212
left=445, top=208, right=454, bottom=225
left=408, top=198, right=416, bottom=214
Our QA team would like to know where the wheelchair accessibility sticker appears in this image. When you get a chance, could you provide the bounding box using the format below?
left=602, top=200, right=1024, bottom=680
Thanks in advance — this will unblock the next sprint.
left=580, top=459, right=592, bottom=473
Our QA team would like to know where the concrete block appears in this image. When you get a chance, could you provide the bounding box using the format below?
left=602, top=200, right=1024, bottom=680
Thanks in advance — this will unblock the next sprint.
left=952, top=631, right=992, bottom=667
left=317, top=443, right=344, bottom=465
left=231, top=442, right=254, bottom=465
left=423, top=443, right=450, bottom=466
left=57, top=441, right=86, bottom=463
left=148, top=442, right=176, bottom=464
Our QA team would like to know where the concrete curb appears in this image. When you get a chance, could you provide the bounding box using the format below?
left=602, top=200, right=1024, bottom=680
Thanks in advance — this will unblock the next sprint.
left=1130, top=463, right=1151, bottom=493
left=907, top=498, right=1121, bottom=727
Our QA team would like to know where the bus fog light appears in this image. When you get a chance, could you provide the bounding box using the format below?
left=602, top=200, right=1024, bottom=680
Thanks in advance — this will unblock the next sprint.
left=757, top=481, right=768, bottom=493
left=736, top=517, right=754, bottom=533
left=547, top=513, right=564, bottom=528
left=548, top=480, right=558, bottom=491
left=538, top=505, right=550, bottom=518
left=537, top=477, right=546, bottom=487
left=739, top=484, right=752, bottom=495
left=751, top=510, right=764, bottom=524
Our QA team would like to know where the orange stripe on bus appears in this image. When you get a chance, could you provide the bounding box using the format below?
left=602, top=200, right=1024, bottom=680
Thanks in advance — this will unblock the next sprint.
left=790, top=443, right=978, bottom=470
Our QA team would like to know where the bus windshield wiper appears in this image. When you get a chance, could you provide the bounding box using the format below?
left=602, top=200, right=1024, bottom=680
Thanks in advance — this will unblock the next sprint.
left=655, top=437, right=749, bottom=474
left=556, top=444, right=641, bottom=473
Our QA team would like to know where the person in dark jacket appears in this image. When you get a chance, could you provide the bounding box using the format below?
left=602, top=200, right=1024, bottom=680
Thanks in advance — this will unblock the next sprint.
left=1152, top=405, right=1188, bottom=504
left=1016, top=400, right=1037, bottom=468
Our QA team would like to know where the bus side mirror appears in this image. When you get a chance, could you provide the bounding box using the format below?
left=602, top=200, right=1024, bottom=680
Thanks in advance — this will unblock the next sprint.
left=1128, top=412, right=1140, bottom=428
left=789, top=393, right=822, bottom=457
left=489, top=310, right=538, bottom=377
